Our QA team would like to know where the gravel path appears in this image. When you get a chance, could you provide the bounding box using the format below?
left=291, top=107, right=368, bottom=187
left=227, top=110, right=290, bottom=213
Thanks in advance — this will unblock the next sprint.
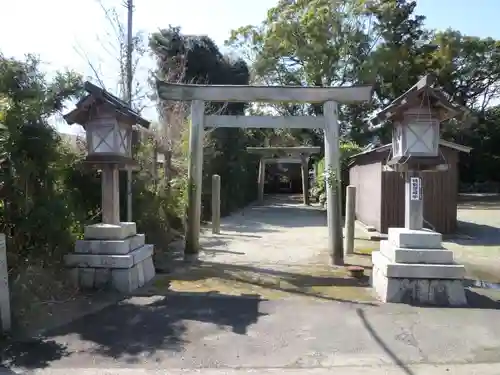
left=198, top=195, right=332, bottom=268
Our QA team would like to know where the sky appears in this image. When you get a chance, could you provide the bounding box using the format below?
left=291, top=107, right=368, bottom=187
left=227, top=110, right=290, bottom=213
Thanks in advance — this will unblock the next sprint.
left=1, top=0, right=499, bottom=134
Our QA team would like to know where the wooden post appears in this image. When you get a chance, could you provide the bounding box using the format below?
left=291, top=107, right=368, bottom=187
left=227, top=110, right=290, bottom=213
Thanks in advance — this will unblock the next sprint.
left=212, top=174, right=221, bottom=234
left=405, top=170, right=424, bottom=230
left=0, top=234, right=11, bottom=332
left=344, top=185, right=356, bottom=255
left=323, top=101, right=344, bottom=265
left=185, top=100, right=205, bottom=257
left=101, top=165, right=120, bottom=224
left=300, top=155, right=310, bottom=205
left=258, top=158, right=265, bottom=203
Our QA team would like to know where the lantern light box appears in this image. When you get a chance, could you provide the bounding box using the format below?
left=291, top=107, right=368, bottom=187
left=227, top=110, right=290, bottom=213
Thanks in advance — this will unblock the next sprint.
left=369, top=74, right=467, bottom=169
left=63, top=81, right=150, bottom=167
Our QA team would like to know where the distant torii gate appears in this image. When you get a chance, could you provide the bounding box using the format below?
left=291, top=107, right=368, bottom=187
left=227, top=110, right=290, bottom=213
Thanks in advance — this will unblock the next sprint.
left=247, top=146, right=321, bottom=205
left=156, top=81, right=373, bottom=265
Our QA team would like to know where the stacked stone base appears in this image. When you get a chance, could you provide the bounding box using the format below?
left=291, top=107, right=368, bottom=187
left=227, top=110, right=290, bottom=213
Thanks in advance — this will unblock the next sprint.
left=371, top=228, right=467, bottom=306
left=65, top=222, right=155, bottom=293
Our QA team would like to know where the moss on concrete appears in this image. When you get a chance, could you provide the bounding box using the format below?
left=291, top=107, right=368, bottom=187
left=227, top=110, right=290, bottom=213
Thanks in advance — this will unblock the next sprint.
left=152, top=260, right=377, bottom=303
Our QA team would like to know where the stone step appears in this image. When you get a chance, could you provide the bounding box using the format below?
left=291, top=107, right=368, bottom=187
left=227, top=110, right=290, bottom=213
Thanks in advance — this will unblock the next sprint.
left=372, top=251, right=466, bottom=279
left=388, top=227, right=442, bottom=249
left=380, top=240, right=454, bottom=264
left=65, top=244, right=153, bottom=269
left=84, top=222, right=137, bottom=240
left=75, top=234, right=145, bottom=255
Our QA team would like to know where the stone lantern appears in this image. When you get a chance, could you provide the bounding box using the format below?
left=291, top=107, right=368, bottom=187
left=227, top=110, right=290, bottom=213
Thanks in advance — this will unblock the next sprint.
left=62, top=81, right=156, bottom=293
left=368, top=75, right=470, bottom=307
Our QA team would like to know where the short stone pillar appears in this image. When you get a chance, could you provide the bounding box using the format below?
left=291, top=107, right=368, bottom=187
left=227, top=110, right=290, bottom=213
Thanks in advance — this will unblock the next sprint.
left=62, top=81, right=156, bottom=293
left=371, top=228, right=467, bottom=306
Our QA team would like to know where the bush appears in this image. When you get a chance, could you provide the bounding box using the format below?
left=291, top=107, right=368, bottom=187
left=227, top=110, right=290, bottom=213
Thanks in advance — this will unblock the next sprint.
left=310, top=141, right=362, bottom=206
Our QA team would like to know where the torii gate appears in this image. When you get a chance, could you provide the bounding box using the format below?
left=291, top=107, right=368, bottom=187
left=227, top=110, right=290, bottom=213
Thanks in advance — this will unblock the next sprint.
left=247, top=146, right=321, bottom=205
left=156, top=81, right=373, bottom=264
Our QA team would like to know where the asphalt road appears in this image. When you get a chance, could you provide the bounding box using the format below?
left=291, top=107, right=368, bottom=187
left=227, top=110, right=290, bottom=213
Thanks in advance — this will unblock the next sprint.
left=3, top=291, right=500, bottom=374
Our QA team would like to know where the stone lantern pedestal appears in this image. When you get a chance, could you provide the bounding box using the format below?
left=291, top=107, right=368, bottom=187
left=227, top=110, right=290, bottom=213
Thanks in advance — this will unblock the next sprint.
left=62, top=81, right=156, bottom=293
left=371, top=228, right=467, bottom=306
left=65, top=222, right=155, bottom=292
left=368, top=75, right=470, bottom=306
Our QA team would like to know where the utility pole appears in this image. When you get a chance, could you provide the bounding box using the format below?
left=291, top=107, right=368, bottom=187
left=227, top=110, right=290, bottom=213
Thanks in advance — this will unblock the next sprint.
left=125, top=0, right=134, bottom=222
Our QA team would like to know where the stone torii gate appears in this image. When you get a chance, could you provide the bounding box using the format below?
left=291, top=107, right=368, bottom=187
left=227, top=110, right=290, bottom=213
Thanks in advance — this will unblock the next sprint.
left=247, top=146, right=321, bottom=205
left=156, top=81, right=373, bottom=264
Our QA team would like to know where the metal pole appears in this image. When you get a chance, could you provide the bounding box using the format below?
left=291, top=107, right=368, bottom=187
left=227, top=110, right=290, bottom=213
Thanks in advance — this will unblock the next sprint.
left=212, top=175, right=221, bottom=234
left=344, top=185, right=356, bottom=255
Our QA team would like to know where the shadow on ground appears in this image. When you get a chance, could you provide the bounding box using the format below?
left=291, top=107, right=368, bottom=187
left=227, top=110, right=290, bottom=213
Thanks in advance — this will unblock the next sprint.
left=0, top=291, right=265, bottom=370
left=445, top=220, right=500, bottom=246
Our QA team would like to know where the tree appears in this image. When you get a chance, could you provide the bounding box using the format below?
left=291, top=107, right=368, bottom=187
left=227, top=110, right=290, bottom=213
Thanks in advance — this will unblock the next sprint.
left=431, top=30, right=500, bottom=111
left=150, top=27, right=263, bottom=216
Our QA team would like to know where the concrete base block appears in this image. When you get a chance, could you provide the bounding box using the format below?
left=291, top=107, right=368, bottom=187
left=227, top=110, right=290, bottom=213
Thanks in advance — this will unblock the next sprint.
left=111, top=256, right=156, bottom=293
left=75, top=234, right=145, bottom=255
left=67, top=226, right=155, bottom=293
left=84, top=222, right=137, bottom=240
left=64, top=244, right=153, bottom=269
left=371, top=261, right=467, bottom=306
left=68, top=254, right=155, bottom=293
left=142, top=256, right=156, bottom=282
left=380, top=240, right=454, bottom=264
left=388, top=228, right=442, bottom=249
left=372, top=251, right=465, bottom=279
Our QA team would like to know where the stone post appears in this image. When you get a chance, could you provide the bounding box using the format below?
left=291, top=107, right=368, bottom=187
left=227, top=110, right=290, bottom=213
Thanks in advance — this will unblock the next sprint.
left=212, top=174, right=221, bottom=234
left=344, top=185, right=356, bottom=255
left=0, top=234, right=11, bottom=332
left=258, top=158, right=265, bottom=203
left=300, top=155, right=310, bottom=205
left=405, top=170, right=424, bottom=230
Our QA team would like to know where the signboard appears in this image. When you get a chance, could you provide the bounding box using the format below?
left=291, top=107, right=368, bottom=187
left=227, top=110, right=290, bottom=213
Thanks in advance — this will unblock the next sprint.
left=410, top=177, right=422, bottom=201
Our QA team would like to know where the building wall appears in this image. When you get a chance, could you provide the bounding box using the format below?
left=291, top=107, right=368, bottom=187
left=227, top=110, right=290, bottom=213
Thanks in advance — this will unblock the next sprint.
left=350, top=145, right=460, bottom=234
left=349, top=161, right=383, bottom=231
left=380, top=146, right=459, bottom=234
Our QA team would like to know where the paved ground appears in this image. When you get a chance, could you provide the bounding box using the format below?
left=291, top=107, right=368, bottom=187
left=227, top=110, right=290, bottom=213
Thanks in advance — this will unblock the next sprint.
left=3, top=195, right=500, bottom=374
left=444, top=195, right=500, bottom=281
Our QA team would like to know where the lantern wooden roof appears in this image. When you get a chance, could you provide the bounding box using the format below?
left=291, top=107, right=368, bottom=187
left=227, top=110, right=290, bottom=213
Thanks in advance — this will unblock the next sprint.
left=369, top=75, right=469, bottom=128
left=63, top=81, right=150, bottom=129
